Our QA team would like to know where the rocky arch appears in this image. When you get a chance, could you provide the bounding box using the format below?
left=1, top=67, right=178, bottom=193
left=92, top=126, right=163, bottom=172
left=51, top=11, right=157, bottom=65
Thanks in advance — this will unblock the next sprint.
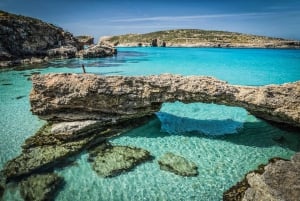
left=30, top=73, right=300, bottom=128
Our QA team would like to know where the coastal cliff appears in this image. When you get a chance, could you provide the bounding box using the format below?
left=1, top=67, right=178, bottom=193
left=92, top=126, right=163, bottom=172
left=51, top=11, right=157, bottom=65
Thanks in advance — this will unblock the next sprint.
left=30, top=73, right=300, bottom=128
left=0, top=10, right=116, bottom=68
left=102, top=29, right=300, bottom=48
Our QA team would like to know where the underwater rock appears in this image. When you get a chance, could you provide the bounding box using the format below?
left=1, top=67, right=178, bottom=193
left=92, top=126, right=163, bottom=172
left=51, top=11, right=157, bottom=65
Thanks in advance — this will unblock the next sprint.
left=3, top=130, right=106, bottom=181
left=19, top=173, right=64, bottom=201
left=30, top=73, right=300, bottom=128
left=88, top=143, right=152, bottom=177
left=0, top=172, right=5, bottom=199
left=158, top=152, right=198, bottom=176
left=224, top=154, right=300, bottom=201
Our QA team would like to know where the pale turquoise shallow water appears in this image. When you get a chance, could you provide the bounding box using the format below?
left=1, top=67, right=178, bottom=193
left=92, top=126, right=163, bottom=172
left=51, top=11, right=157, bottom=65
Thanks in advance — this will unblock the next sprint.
left=1, top=47, right=300, bottom=201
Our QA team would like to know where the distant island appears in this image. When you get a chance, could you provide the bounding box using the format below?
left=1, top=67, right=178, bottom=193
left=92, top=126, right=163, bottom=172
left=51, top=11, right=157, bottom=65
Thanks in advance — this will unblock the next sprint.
left=101, top=29, right=300, bottom=48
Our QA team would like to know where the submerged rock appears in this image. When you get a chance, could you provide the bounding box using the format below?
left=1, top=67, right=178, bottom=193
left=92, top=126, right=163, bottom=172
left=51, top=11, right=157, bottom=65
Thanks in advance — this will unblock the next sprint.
left=158, top=152, right=198, bottom=176
left=19, top=173, right=64, bottom=201
left=30, top=73, right=300, bottom=128
left=224, top=154, right=300, bottom=201
left=88, top=143, right=152, bottom=177
left=0, top=172, right=5, bottom=199
left=3, top=123, right=108, bottom=181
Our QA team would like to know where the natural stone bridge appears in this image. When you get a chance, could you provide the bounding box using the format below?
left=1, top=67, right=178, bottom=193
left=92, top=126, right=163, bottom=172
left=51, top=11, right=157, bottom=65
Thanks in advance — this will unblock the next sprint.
left=30, top=73, right=300, bottom=128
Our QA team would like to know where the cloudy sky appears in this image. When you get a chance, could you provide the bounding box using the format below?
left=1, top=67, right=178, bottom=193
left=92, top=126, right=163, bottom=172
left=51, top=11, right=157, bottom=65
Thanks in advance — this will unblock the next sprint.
left=1, top=0, right=300, bottom=41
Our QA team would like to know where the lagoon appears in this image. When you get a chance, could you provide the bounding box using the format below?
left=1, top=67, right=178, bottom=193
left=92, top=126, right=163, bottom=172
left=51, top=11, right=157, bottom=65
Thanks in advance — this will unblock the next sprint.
left=1, top=47, right=300, bottom=201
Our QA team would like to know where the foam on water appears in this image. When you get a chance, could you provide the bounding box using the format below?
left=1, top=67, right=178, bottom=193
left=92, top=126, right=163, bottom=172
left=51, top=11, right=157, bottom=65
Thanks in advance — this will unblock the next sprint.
left=1, top=48, right=300, bottom=201
left=156, top=102, right=248, bottom=135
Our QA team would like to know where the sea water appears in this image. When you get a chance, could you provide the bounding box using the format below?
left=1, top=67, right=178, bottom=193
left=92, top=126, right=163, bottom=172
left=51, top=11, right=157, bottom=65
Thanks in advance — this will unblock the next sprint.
left=0, top=48, right=300, bottom=201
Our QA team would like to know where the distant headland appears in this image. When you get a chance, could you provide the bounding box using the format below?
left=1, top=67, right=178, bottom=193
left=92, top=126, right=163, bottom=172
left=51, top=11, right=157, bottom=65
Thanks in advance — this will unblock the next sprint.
left=101, top=29, right=300, bottom=48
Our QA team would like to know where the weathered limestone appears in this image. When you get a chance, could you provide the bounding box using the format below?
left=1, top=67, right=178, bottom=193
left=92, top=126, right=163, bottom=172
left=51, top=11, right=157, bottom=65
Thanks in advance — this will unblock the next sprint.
left=224, top=153, right=300, bottom=201
left=0, top=11, right=116, bottom=67
left=88, top=142, right=152, bottom=177
left=2, top=121, right=110, bottom=181
left=158, top=153, right=198, bottom=176
left=19, top=173, right=64, bottom=201
left=2, top=115, right=154, bottom=181
left=77, top=45, right=117, bottom=58
left=30, top=73, right=300, bottom=128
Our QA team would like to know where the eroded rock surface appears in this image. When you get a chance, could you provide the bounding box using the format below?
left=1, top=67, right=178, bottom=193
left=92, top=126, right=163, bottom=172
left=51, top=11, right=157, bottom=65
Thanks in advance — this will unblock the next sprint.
left=158, top=152, right=198, bottom=176
left=2, top=121, right=109, bottom=181
left=88, top=142, right=152, bottom=177
left=19, top=173, right=64, bottom=201
left=224, top=154, right=300, bottom=201
left=30, top=73, right=300, bottom=127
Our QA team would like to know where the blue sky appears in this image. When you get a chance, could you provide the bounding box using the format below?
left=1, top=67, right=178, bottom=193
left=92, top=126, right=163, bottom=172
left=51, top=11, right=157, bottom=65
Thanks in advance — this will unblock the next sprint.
left=1, top=0, right=300, bottom=41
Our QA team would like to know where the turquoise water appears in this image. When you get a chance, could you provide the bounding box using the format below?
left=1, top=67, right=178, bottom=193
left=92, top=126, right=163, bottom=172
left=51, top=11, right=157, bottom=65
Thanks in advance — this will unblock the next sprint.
left=1, top=48, right=300, bottom=201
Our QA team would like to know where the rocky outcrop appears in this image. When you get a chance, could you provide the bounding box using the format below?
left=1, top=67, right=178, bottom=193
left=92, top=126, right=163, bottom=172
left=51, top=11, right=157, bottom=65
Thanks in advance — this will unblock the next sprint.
left=0, top=10, right=80, bottom=66
left=77, top=44, right=117, bottom=58
left=30, top=73, right=300, bottom=128
left=224, top=153, right=300, bottom=201
left=19, top=173, right=64, bottom=201
left=88, top=142, right=152, bottom=177
left=75, top=35, right=94, bottom=48
left=0, top=10, right=116, bottom=67
left=158, top=153, right=198, bottom=176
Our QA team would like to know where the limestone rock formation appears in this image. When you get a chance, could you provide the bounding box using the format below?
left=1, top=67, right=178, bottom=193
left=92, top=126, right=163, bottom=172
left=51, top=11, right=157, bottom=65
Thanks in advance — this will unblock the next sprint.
left=224, top=153, right=300, bottom=201
left=0, top=10, right=116, bottom=67
left=0, top=10, right=80, bottom=67
left=88, top=143, right=152, bottom=177
left=77, top=44, right=117, bottom=58
left=30, top=73, right=300, bottom=128
left=158, top=152, right=198, bottom=176
left=75, top=35, right=94, bottom=48
left=2, top=115, right=153, bottom=181
left=2, top=121, right=109, bottom=180
left=19, top=173, right=64, bottom=201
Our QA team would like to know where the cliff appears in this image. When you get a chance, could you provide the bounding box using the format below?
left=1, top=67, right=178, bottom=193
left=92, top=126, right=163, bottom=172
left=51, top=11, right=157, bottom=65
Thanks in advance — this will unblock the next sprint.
left=30, top=73, right=300, bottom=128
left=0, top=10, right=116, bottom=67
left=102, top=29, right=300, bottom=48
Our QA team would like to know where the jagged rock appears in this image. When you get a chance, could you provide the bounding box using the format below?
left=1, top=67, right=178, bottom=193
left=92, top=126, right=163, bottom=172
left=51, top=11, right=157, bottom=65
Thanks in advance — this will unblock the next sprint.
left=19, top=173, right=64, bottom=201
left=242, top=154, right=300, bottom=201
left=0, top=10, right=80, bottom=67
left=30, top=73, right=300, bottom=128
left=75, top=35, right=94, bottom=48
left=47, top=45, right=77, bottom=59
left=77, top=45, right=116, bottom=58
left=224, top=154, right=300, bottom=201
left=88, top=143, right=152, bottom=177
left=158, top=152, right=198, bottom=176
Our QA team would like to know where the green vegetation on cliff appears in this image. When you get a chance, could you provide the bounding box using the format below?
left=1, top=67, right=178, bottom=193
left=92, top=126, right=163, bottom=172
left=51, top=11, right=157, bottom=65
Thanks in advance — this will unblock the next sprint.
left=105, top=29, right=300, bottom=48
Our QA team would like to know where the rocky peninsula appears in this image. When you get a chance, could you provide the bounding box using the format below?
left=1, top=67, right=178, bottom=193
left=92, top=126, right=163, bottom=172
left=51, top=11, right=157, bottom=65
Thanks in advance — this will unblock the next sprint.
left=0, top=10, right=116, bottom=68
left=101, top=29, right=300, bottom=48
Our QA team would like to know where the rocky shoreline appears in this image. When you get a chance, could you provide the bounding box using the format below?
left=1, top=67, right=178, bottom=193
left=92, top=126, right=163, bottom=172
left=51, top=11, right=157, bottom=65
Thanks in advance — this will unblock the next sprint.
left=0, top=73, right=299, bottom=200
left=0, top=10, right=116, bottom=68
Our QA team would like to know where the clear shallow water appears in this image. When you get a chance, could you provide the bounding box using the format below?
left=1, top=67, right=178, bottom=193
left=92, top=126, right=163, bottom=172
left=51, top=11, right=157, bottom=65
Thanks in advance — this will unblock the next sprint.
left=0, top=47, right=300, bottom=201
